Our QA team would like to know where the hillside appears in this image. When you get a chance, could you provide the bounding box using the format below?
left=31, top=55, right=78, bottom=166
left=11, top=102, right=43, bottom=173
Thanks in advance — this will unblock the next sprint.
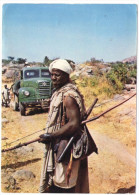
left=122, top=56, right=137, bottom=64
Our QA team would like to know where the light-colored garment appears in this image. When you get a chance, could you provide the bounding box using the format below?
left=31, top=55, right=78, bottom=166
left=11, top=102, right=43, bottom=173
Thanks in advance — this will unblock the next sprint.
left=39, top=83, right=88, bottom=192
left=53, top=157, right=80, bottom=188
left=49, top=59, right=73, bottom=74
left=2, top=88, right=10, bottom=100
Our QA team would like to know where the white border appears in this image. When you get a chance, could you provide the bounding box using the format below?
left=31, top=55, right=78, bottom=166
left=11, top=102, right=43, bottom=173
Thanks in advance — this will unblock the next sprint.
left=0, top=1, right=138, bottom=195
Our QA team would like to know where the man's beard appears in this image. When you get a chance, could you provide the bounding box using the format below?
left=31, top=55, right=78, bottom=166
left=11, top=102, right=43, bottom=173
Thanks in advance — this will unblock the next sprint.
left=52, top=82, right=62, bottom=89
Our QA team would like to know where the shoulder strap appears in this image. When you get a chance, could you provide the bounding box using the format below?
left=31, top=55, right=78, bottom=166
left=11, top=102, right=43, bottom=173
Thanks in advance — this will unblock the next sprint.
left=61, top=94, right=68, bottom=126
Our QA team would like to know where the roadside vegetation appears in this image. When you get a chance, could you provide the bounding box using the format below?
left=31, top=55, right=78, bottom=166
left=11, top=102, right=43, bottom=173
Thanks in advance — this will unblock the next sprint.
left=73, top=60, right=137, bottom=107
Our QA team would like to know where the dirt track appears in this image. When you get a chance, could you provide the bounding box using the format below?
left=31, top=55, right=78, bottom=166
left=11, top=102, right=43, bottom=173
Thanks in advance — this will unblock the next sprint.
left=1, top=89, right=136, bottom=193
left=92, top=130, right=136, bottom=167
left=88, top=130, right=136, bottom=193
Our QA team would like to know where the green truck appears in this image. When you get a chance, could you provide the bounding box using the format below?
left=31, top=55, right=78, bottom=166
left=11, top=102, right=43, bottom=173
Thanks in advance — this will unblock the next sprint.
left=12, top=66, right=52, bottom=116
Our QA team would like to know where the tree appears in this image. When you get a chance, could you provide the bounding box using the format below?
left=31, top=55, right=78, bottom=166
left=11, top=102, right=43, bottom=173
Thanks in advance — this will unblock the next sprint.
left=8, top=56, right=14, bottom=61
left=17, top=58, right=26, bottom=64
left=90, top=57, right=96, bottom=63
left=43, top=56, right=49, bottom=65
left=90, top=57, right=101, bottom=66
left=43, top=56, right=58, bottom=67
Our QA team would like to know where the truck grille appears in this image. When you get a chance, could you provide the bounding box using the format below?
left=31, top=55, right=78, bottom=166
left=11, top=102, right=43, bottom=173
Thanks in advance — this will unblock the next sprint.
left=38, top=81, right=51, bottom=96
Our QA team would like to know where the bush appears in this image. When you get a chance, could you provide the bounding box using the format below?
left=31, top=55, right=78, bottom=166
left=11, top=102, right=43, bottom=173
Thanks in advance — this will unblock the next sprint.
left=106, top=62, right=129, bottom=90
left=76, top=61, right=137, bottom=106
left=129, top=69, right=137, bottom=78
left=76, top=75, right=118, bottom=107
left=107, top=71, right=124, bottom=90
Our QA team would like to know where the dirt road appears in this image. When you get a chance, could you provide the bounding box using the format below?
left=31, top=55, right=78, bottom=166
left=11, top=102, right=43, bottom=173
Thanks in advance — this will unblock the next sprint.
left=92, top=130, right=136, bottom=167
left=88, top=130, right=136, bottom=193
left=1, top=91, right=136, bottom=193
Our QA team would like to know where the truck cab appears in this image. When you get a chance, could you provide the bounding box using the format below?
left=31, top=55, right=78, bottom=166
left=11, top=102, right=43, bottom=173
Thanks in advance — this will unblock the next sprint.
left=12, top=67, right=52, bottom=116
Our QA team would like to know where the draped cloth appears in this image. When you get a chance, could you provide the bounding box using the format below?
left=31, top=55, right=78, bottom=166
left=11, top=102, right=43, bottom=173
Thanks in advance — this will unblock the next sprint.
left=2, top=88, right=10, bottom=100
left=39, top=83, right=89, bottom=193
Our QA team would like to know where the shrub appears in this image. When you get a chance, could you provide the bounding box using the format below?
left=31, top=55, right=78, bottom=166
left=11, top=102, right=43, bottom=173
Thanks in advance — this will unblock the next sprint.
left=106, top=62, right=129, bottom=90
left=107, top=71, right=124, bottom=90
left=76, top=75, right=118, bottom=108
left=129, top=69, right=137, bottom=78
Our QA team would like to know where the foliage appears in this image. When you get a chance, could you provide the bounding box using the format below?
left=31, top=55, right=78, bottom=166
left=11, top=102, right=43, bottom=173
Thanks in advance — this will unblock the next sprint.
left=8, top=56, right=14, bottom=61
left=129, top=69, right=137, bottom=78
left=17, top=58, right=26, bottom=64
left=106, top=71, right=124, bottom=91
left=43, top=56, right=49, bottom=65
left=85, top=57, right=103, bottom=66
left=2, top=59, right=11, bottom=65
left=2, top=57, right=26, bottom=65
left=76, top=60, right=136, bottom=107
left=107, top=62, right=127, bottom=90
left=127, top=63, right=137, bottom=79
left=43, top=56, right=59, bottom=67
left=106, top=61, right=137, bottom=90
left=113, top=62, right=128, bottom=83
left=90, top=57, right=103, bottom=64
left=76, top=75, right=117, bottom=107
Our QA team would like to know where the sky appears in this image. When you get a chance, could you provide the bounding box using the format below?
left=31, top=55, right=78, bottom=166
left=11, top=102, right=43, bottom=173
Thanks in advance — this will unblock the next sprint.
left=2, top=3, right=138, bottom=63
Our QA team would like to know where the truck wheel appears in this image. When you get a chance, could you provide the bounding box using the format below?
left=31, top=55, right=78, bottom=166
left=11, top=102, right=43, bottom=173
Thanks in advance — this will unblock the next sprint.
left=19, top=103, right=26, bottom=116
left=13, top=95, right=19, bottom=111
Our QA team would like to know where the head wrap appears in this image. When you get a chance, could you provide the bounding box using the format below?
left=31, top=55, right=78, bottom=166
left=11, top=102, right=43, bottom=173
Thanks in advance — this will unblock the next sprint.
left=49, top=59, right=73, bottom=74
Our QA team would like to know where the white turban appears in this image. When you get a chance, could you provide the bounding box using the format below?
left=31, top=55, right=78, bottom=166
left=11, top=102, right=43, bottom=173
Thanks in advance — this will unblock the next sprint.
left=49, top=59, right=73, bottom=74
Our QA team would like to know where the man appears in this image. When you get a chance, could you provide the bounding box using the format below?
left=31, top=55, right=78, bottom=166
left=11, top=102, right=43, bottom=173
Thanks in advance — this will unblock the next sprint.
left=2, top=84, right=10, bottom=107
left=39, top=59, right=89, bottom=193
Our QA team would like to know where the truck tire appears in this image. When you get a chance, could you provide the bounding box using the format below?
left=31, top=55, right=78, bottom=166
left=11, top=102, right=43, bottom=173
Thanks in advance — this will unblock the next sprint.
left=13, top=95, right=19, bottom=111
left=19, top=102, right=26, bottom=116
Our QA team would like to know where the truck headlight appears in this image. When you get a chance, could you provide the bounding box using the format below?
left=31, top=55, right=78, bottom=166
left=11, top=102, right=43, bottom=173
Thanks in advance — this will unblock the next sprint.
left=24, top=91, right=30, bottom=96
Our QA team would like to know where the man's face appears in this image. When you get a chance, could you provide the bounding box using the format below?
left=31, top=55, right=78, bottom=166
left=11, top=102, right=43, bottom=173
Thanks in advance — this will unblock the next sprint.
left=51, top=69, right=69, bottom=89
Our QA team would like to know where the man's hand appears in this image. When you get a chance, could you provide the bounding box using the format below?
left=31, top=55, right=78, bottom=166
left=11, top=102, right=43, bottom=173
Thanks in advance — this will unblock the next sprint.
left=38, top=133, right=53, bottom=144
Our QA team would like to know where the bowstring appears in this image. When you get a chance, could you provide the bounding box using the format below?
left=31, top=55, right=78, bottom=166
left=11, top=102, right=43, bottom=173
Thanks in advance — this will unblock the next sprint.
left=2, top=92, right=133, bottom=148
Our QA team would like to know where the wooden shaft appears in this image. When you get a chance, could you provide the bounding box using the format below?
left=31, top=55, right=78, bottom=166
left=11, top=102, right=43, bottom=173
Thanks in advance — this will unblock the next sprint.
left=2, top=138, right=40, bottom=153
left=82, top=93, right=136, bottom=124
left=1, top=93, right=136, bottom=153
left=85, top=98, right=98, bottom=119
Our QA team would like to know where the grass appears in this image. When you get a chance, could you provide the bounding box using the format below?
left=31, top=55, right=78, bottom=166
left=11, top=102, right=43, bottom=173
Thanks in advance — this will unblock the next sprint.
left=75, top=75, right=119, bottom=108
left=74, top=75, right=136, bottom=155
left=87, top=96, right=136, bottom=155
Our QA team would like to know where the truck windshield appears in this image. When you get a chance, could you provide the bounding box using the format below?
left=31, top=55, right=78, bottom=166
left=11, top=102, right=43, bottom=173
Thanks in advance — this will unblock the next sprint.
left=41, top=69, right=51, bottom=78
left=24, top=70, right=39, bottom=79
